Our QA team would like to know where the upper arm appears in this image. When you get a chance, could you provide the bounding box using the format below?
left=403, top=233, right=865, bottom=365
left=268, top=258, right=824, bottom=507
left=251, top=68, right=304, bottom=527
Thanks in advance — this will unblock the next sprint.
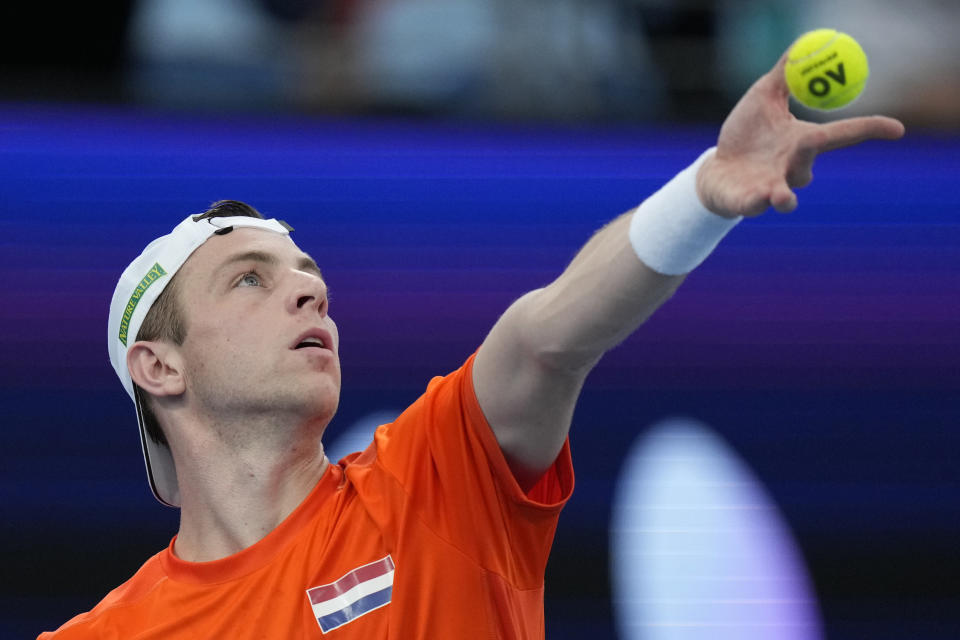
left=472, top=290, right=589, bottom=491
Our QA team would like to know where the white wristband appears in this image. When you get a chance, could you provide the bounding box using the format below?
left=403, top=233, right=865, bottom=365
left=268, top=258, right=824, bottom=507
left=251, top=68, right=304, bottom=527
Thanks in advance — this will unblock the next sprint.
left=628, top=147, right=741, bottom=276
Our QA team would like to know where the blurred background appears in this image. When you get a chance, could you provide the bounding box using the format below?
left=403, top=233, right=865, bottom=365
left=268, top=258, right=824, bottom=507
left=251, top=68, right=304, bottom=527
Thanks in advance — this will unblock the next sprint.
left=2, top=0, right=958, bottom=638
left=2, top=0, right=959, bottom=125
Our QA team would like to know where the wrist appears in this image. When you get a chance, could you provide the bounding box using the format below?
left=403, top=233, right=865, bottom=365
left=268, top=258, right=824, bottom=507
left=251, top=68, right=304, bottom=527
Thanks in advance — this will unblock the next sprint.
left=628, top=147, right=742, bottom=275
left=695, top=151, right=742, bottom=220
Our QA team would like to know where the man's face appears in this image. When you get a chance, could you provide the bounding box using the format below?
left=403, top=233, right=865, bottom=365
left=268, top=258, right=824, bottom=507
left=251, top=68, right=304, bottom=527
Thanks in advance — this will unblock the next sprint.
left=172, top=227, right=341, bottom=434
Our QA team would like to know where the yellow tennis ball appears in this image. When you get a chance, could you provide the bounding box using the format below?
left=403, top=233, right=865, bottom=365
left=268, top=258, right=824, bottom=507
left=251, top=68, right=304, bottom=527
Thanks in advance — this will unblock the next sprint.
left=785, top=29, right=869, bottom=110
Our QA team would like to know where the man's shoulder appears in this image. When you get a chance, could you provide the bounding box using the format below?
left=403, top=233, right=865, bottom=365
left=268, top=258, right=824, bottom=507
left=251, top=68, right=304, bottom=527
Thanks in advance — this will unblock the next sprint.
left=38, top=550, right=168, bottom=639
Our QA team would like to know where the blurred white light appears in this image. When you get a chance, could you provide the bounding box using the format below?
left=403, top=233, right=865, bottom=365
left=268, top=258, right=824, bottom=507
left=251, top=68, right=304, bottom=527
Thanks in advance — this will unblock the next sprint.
left=324, top=410, right=401, bottom=465
left=610, top=417, right=824, bottom=640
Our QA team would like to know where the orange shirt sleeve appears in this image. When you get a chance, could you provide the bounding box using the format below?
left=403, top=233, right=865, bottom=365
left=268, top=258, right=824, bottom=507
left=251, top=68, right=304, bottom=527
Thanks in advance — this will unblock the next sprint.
left=365, top=351, right=574, bottom=588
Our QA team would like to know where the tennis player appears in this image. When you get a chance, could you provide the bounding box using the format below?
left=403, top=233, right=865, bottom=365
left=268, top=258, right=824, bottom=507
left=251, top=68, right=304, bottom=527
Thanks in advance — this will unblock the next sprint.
left=40, top=51, right=903, bottom=638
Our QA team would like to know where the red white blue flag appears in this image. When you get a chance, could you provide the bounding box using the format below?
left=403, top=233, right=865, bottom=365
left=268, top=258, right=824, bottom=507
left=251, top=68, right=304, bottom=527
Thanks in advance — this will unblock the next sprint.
left=306, top=555, right=395, bottom=633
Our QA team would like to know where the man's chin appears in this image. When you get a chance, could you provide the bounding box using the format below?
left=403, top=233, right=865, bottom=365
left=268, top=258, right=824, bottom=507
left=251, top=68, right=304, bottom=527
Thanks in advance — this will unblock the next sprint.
left=300, top=388, right=340, bottom=427
left=310, top=400, right=339, bottom=428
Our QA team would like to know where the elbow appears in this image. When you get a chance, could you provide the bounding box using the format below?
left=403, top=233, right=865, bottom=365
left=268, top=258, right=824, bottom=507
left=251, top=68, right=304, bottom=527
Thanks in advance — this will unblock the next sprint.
left=512, top=288, right=603, bottom=377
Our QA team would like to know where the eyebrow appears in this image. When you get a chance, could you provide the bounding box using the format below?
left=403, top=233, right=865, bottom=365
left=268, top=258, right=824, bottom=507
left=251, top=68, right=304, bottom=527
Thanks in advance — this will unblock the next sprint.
left=213, top=250, right=324, bottom=282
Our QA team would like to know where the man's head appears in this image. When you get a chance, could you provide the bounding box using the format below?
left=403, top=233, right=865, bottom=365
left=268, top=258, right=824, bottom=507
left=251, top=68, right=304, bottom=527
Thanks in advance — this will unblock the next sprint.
left=108, top=202, right=340, bottom=507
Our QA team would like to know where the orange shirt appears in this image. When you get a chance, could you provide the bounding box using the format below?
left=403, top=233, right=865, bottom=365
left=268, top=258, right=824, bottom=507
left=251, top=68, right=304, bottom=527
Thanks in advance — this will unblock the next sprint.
left=40, top=353, right=574, bottom=639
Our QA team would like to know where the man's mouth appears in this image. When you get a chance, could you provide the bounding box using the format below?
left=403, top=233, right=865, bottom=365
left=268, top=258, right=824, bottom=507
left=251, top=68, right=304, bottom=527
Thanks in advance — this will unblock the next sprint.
left=292, top=329, right=333, bottom=351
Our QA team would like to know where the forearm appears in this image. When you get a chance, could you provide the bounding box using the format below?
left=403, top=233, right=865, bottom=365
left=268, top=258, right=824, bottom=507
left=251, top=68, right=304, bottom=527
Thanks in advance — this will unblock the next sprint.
left=475, top=150, right=740, bottom=480
left=472, top=205, right=697, bottom=484
left=512, top=211, right=687, bottom=375
left=506, top=148, right=739, bottom=375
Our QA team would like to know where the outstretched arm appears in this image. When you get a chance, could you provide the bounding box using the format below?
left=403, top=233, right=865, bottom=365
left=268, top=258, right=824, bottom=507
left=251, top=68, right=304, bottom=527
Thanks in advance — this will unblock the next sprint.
left=473, top=48, right=905, bottom=490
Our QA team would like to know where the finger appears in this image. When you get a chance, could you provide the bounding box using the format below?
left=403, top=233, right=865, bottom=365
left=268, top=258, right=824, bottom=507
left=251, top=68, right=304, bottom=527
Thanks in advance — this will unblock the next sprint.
left=758, top=49, right=791, bottom=100
left=783, top=131, right=821, bottom=187
left=817, top=116, right=906, bottom=152
left=770, top=181, right=798, bottom=213
left=786, top=163, right=813, bottom=189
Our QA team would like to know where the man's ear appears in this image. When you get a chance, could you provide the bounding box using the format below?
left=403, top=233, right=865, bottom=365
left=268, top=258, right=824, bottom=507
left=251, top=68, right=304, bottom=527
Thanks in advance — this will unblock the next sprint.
left=127, top=341, right=186, bottom=397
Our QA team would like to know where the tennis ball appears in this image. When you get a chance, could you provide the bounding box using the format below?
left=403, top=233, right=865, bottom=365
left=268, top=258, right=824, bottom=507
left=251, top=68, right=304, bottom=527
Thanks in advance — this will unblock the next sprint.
left=785, top=29, right=869, bottom=110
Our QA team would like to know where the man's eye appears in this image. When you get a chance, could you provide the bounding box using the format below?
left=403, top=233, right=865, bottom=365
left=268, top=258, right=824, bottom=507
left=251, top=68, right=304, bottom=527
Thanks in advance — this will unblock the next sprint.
left=238, top=272, right=262, bottom=287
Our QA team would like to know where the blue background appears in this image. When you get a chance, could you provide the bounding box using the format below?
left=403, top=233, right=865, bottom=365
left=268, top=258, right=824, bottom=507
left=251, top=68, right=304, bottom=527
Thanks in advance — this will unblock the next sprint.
left=3, top=105, right=959, bottom=638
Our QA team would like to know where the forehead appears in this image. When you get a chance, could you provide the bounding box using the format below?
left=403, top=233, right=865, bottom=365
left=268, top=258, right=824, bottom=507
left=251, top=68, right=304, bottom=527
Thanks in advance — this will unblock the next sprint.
left=180, top=227, right=313, bottom=280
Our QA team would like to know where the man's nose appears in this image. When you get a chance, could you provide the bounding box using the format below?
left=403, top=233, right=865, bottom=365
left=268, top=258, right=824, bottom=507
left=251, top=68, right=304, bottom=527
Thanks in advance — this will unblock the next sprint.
left=289, top=272, right=329, bottom=316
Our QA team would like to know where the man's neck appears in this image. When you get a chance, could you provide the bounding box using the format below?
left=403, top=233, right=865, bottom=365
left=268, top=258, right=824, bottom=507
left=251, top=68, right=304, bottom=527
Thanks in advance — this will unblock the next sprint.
left=168, top=414, right=330, bottom=563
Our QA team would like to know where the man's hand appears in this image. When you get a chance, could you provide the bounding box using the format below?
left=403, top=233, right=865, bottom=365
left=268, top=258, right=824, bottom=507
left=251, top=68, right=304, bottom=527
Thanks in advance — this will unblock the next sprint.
left=697, top=47, right=906, bottom=219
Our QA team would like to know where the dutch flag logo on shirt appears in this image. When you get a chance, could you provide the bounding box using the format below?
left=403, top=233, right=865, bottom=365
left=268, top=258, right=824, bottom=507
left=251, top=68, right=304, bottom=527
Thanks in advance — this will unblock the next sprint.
left=306, top=555, right=395, bottom=633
